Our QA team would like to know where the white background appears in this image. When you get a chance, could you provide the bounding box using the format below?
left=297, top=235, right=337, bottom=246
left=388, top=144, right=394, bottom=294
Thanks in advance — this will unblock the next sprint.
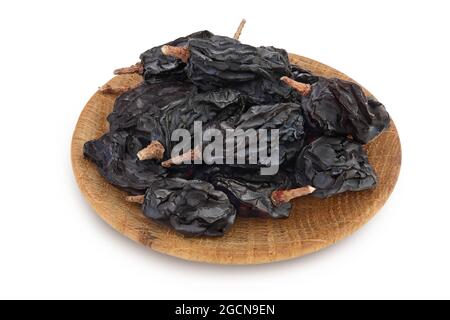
left=0, top=0, right=449, bottom=300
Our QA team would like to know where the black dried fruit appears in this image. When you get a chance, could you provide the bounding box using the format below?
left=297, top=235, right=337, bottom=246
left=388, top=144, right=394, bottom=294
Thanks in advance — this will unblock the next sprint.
left=290, top=65, right=319, bottom=84
left=107, top=81, right=195, bottom=133
left=83, top=131, right=167, bottom=193
left=283, top=76, right=390, bottom=144
left=213, top=175, right=292, bottom=219
left=163, top=102, right=305, bottom=168
left=141, top=31, right=214, bottom=84
left=142, top=178, right=236, bottom=237
left=107, top=80, right=246, bottom=162
left=113, top=31, right=214, bottom=83
left=137, top=87, right=246, bottom=161
left=230, top=102, right=305, bottom=165
left=193, top=166, right=295, bottom=218
left=295, top=136, right=377, bottom=198
left=162, top=36, right=296, bottom=103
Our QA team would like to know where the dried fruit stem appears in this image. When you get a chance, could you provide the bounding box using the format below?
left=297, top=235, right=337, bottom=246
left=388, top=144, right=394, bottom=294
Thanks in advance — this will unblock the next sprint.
left=271, top=186, right=316, bottom=206
left=137, top=141, right=165, bottom=161
left=99, top=83, right=140, bottom=94
left=161, top=45, right=190, bottom=63
left=161, top=147, right=202, bottom=168
left=125, top=195, right=145, bottom=204
left=114, top=63, right=144, bottom=75
left=280, top=76, right=312, bottom=97
left=233, top=19, right=247, bottom=40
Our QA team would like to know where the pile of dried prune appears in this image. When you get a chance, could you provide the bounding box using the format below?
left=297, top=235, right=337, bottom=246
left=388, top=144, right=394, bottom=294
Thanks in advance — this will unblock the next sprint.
left=84, top=22, right=390, bottom=237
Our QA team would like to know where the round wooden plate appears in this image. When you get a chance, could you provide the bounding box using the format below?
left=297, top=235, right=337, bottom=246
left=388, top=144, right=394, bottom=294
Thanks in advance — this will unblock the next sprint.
left=72, top=54, right=402, bottom=264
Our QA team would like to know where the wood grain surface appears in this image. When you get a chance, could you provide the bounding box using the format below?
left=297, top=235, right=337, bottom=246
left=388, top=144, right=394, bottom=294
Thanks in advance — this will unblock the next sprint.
left=71, top=54, right=402, bottom=264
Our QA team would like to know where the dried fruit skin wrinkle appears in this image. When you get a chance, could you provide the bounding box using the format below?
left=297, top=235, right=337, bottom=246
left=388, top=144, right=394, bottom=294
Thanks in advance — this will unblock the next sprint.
left=108, top=82, right=246, bottom=156
left=290, top=65, right=319, bottom=84
left=213, top=174, right=293, bottom=219
left=139, top=31, right=214, bottom=84
left=83, top=131, right=168, bottom=194
left=137, top=87, right=246, bottom=158
left=299, top=77, right=390, bottom=144
left=162, top=102, right=306, bottom=169
left=142, top=178, right=236, bottom=237
left=195, top=166, right=295, bottom=219
left=107, top=81, right=195, bottom=133
left=230, top=102, right=305, bottom=165
left=161, top=35, right=299, bottom=103
left=295, top=136, right=377, bottom=198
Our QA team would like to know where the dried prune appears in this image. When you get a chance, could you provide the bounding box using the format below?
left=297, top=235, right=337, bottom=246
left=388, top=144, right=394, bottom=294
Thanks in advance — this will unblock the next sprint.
left=106, top=80, right=247, bottom=162
left=213, top=175, right=292, bottom=219
left=142, top=178, right=236, bottom=237
left=137, top=87, right=246, bottom=161
left=83, top=131, right=167, bottom=193
left=161, top=37, right=297, bottom=103
left=231, top=102, right=305, bottom=164
left=290, top=65, right=319, bottom=84
left=191, top=166, right=294, bottom=218
left=113, top=31, right=214, bottom=84
left=282, top=76, right=390, bottom=144
left=295, top=136, right=377, bottom=198
left=107, top=81, right=195, bottom=133
left=162, top=102, right=305, bottom=168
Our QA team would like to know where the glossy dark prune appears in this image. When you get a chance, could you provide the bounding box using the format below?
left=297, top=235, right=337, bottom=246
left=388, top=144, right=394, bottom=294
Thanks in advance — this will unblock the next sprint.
left=137, top=87, right=247, bottom=157
left=195, top=166, right=294, bottom=218
left=197, top=102, right=305, bottom=168
left=142, top=178, right=236, bottom=237
left=83, top=131, right=167, bottom=193
left=300, top=77, right=390, bottom=144
left=295, top=136, right=377, bottom=198
left=140, top=31, right=214, bottom=84
left=232, top=102, right=305, bottom=164
left=159, top=88, right=246, bottom=135
left=184, top=36, right=296, bottom=103
left=107, top=81, right=246, bottom=159
left=107, top=81, right=195, bottom=133
left=290, top=65, right=319, bottom=84
left=213, top=176, right=291, bottom=219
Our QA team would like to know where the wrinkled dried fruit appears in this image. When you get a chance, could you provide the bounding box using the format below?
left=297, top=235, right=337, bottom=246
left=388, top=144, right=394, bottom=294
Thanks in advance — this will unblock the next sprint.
left=285, top=76, right=390, bottom=144
left=290, top=65, right=319, bottom=84
left=228, top=102, right=305, bottom=164
left=140, top=31, right=214, bottom=84
left=295, top=136, right=377, bottom=198
left=191, top=166, right=294, bottom=218
left=163, top=102, right=306, bottom=168
left=213, top=176, right=292, bottom=219
left=107, top=81, right=195, bottom=133
left=142, top=178, right=236, bottom=237
left=161, top=36, right=298, bottom=103
left=83, top=131, right=168, bottom=193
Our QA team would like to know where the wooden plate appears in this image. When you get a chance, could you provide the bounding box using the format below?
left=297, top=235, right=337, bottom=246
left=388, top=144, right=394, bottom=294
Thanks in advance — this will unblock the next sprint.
left=71, top=54, right=402, bottom=264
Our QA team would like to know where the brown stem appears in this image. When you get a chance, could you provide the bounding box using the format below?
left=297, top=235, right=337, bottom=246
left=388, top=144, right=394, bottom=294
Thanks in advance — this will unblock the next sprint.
left=98, top=83, right=140, bottom=94
left=137, top=141, right=165, bottom=161
left=280, top=76, right=312, bottom=97
left=114, top=62, right=144, bottom=75
left=233, top=19, right=247, bottom=40
left=161, top=45, right=190, bottom=63
left=161, top=147, right=202, bottom=168
left=271, top=186, right=316, bottom=206
left=125, top=195, right=145, bottom=204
